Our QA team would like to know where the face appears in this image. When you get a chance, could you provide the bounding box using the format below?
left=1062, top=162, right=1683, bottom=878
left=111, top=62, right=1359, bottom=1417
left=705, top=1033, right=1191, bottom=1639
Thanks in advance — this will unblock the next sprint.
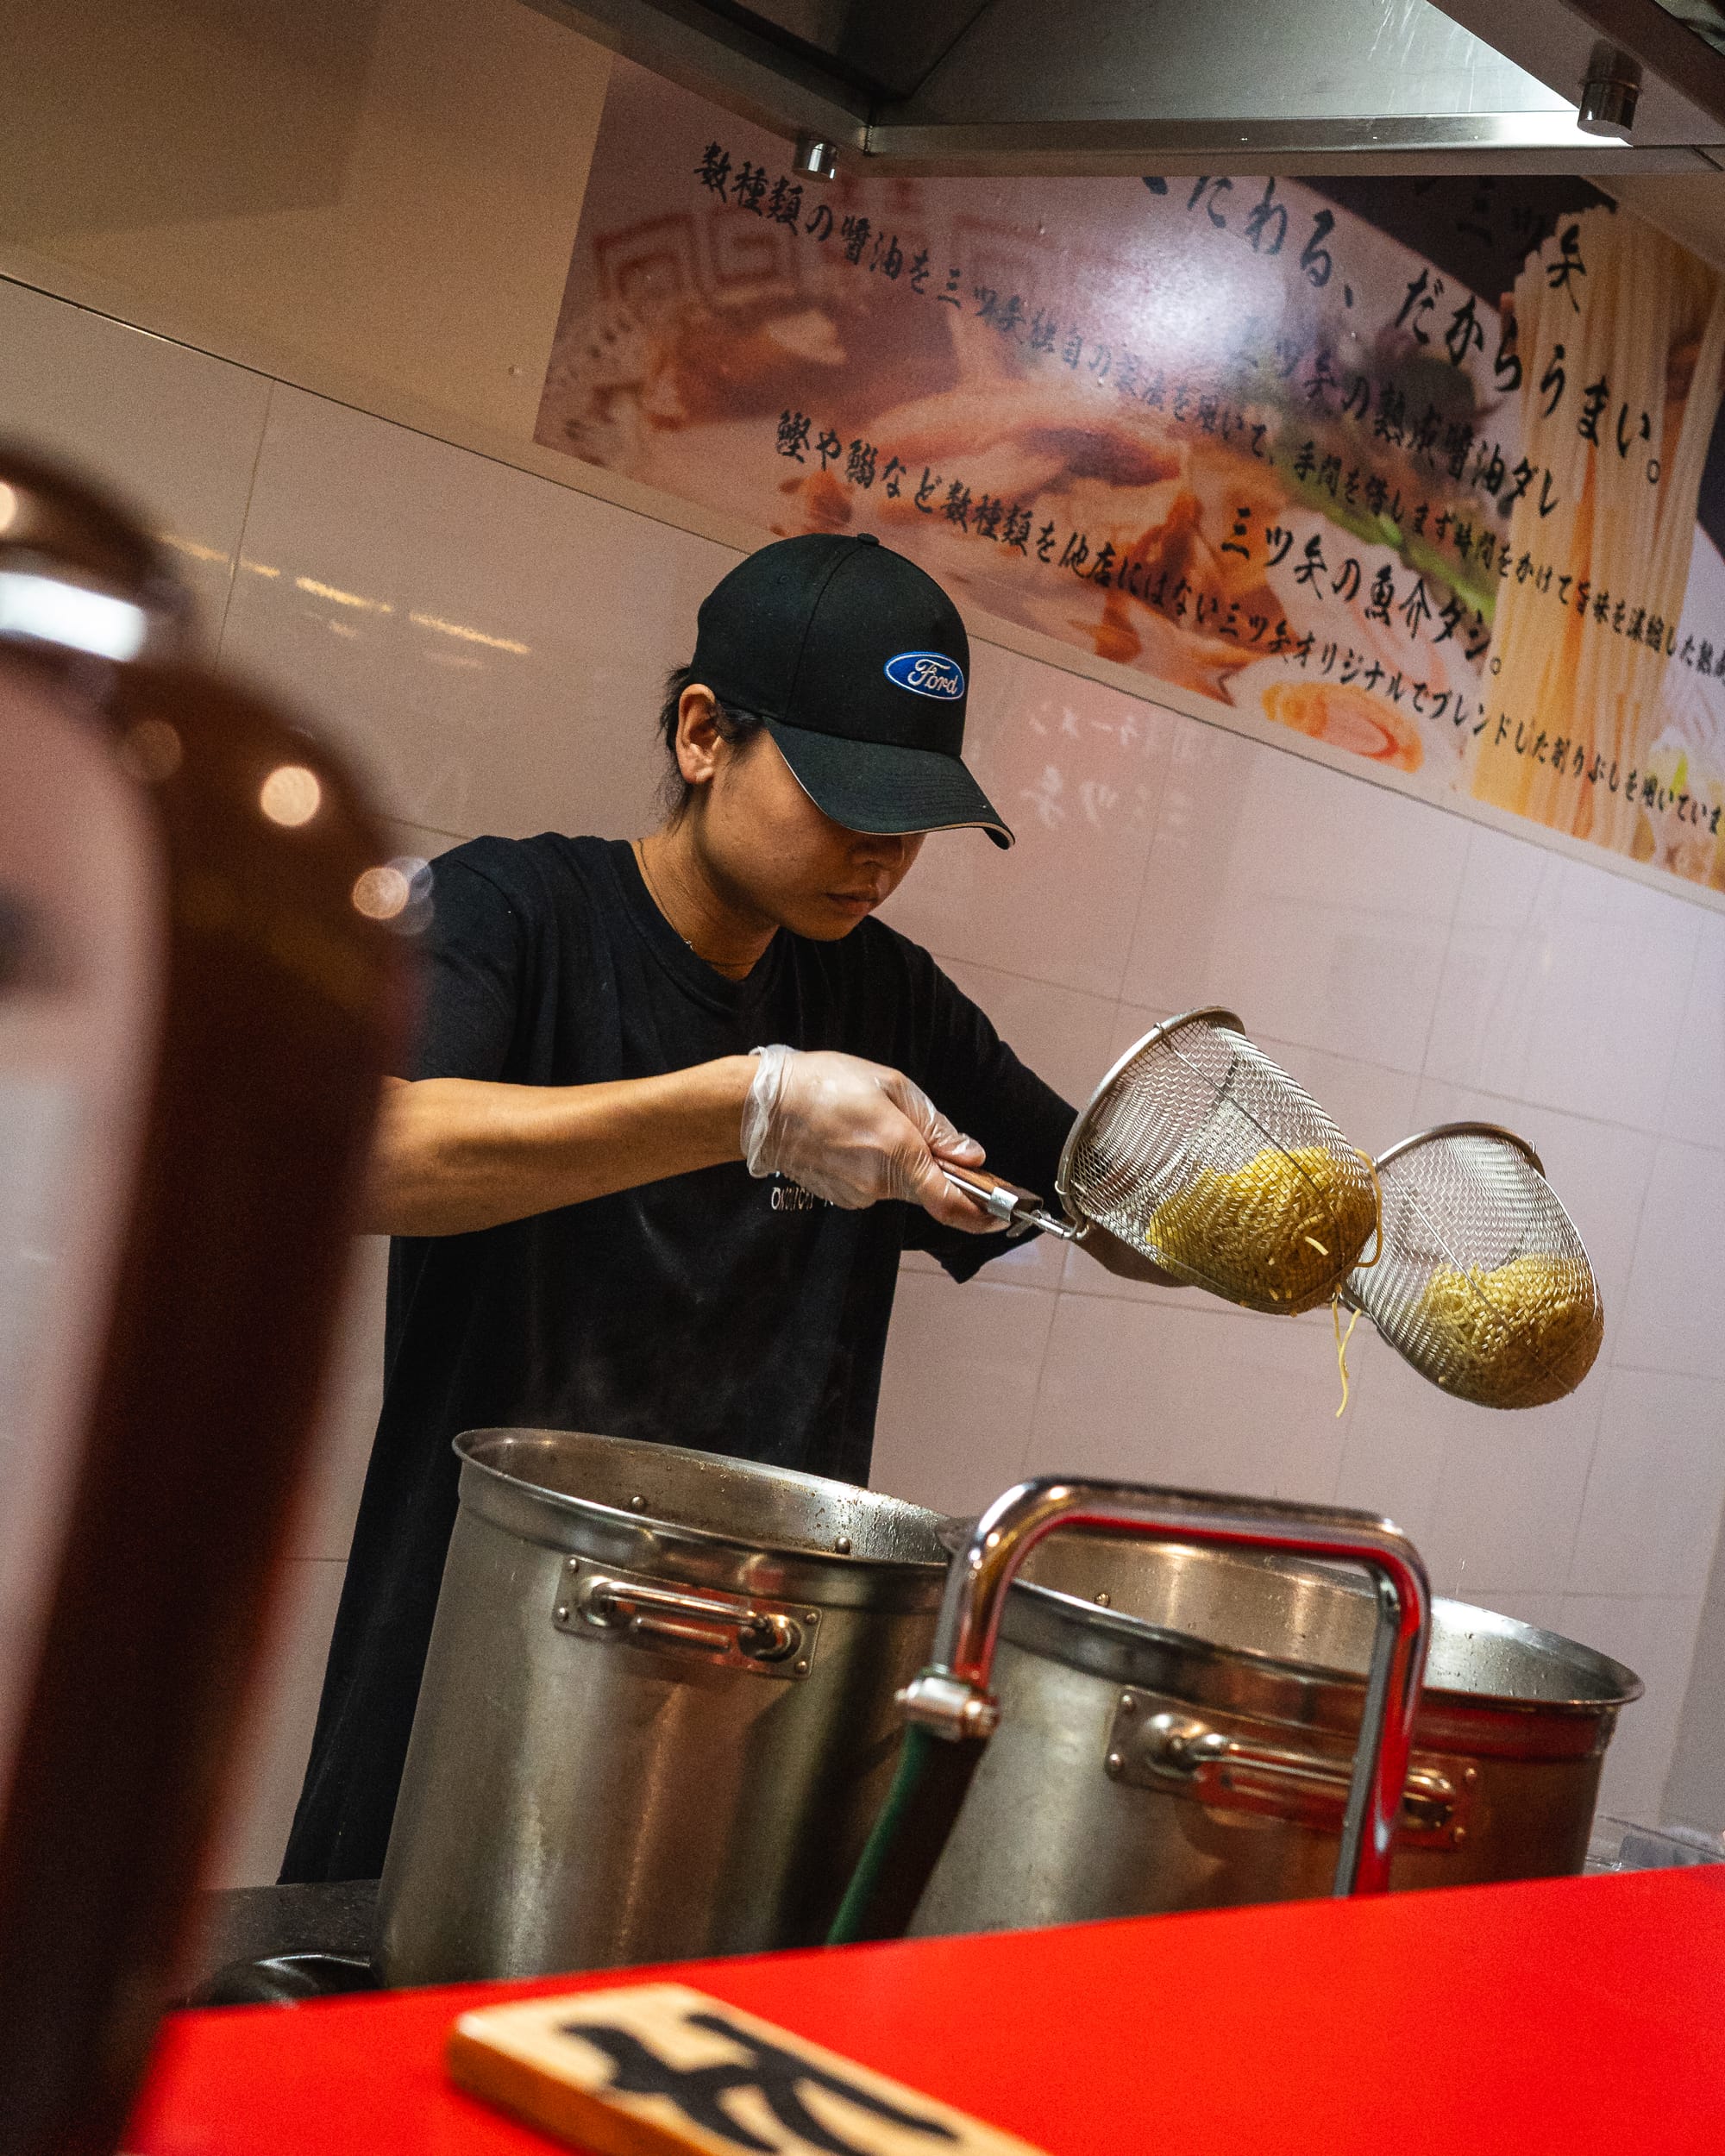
left=677, top=688, right=925, bottom=940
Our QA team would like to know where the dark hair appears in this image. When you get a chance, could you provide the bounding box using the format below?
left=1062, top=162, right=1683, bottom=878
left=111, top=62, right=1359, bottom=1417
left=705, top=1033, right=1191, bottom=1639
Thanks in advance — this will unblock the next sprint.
left=656, top=663, right=768, bottom=823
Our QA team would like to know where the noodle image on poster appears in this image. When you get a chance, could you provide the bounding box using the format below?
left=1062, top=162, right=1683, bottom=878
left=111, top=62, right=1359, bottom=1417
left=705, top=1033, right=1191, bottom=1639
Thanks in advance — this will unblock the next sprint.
left=536, top=61, right=1725, bottom=896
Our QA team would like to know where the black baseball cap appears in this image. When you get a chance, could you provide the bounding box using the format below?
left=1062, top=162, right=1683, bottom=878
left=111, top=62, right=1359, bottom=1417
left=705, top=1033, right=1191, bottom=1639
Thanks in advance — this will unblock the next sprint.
left=689, top=533, right=1013, bottom=848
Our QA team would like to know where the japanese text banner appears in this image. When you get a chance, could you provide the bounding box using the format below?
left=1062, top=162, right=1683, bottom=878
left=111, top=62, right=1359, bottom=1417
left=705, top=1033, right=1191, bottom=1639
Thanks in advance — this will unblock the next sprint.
left=538, top=61, right=1725, bottom=897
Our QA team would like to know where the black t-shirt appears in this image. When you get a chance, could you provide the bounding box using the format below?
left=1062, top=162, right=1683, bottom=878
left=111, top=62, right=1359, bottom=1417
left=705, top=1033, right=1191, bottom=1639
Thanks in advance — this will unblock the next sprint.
left=281, top=834, right=1073, bottom=1881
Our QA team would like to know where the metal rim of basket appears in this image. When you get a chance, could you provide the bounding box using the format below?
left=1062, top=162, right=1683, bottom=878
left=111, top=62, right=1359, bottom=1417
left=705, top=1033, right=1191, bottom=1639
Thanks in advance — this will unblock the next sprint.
left=1371, top=1119, right=1546, bottom=1181
left=1346, top=1120, right=1602, bottom=1407
left=1339, top=1123, right=1552, bottom=1319
left=1044, top=1000, right=1251, bottom=1242
left=1052, top=1005, right=1245, bottom=1221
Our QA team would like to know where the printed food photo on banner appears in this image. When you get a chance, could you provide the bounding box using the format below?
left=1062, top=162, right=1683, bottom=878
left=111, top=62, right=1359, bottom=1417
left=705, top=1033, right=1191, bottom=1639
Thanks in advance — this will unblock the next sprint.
left=536, top=60, right=1725, bottom=896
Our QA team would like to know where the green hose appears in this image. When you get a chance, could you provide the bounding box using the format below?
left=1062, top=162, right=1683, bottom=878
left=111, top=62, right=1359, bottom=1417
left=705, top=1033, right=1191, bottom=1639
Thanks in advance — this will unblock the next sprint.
left=825, top=1724, right=983, bottom=1946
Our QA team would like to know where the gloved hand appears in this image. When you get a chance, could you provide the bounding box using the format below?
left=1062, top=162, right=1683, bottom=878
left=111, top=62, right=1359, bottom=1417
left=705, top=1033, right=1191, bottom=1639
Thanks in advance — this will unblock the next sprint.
left=741, top=1045, right=1005, bottom=1234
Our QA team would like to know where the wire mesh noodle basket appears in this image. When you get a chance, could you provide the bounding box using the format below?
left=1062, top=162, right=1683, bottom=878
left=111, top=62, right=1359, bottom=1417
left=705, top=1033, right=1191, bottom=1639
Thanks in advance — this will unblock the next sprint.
left=947, top=1007, right=1381, bottom=1316
left=1343, top=1123, right=1603, bottom=1410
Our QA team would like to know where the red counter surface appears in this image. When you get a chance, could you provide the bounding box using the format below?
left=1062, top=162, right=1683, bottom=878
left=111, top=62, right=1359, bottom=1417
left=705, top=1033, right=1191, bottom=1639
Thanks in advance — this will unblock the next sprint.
left=130, top=1868, right=1725, bottom=2155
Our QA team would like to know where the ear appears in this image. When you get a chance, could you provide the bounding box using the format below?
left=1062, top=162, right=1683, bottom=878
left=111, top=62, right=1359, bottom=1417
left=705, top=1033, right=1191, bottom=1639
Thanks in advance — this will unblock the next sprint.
left=675, top=683, right=723, bottom=790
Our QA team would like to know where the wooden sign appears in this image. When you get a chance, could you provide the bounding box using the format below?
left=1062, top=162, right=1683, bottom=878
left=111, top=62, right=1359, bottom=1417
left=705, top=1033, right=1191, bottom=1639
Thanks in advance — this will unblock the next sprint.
left=448, top=1982, right=1047, bottom=2156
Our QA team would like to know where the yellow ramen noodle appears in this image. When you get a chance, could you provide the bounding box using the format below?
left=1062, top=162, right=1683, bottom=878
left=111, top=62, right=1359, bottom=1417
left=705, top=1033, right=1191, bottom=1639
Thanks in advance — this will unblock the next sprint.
left=1146, top=1144, right=1377, bottom=1313
left=1418, top=1256, right=1602, bottom=1406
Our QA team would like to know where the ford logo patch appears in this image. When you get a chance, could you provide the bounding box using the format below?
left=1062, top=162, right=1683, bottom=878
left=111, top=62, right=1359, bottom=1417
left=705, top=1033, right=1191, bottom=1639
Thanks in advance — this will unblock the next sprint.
left=885, top=650, right=965, bottom=700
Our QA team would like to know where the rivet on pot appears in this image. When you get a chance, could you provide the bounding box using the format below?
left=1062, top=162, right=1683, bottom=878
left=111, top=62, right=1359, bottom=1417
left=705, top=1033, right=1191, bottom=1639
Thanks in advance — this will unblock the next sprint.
left=630, top=1495, right=646, bottom=1511
left=835, top=1536, right=853, bottom=1555
left=794, top=1659, right=810, bottom=1676
left=1118, top=1694, right=1137, bottom=1715
left=804, top=1612, right=819, bottom=1625
left=1452, top=1826, right=1468, bottom=1845
left=555, top=1605, right=569, bottom=1621
left=1095, top=1591, right=1112, bottom=1607
left=1105, top=1752, right=1124, bottom=1777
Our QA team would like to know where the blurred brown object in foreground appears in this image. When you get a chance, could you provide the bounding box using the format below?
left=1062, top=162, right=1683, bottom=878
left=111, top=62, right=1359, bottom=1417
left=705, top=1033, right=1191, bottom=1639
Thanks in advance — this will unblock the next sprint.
left=0, top=444, right=407, bottom=2156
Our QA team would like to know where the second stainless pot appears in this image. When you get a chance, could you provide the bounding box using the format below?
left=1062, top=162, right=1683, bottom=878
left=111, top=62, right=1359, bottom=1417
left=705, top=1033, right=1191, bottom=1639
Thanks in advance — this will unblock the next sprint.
left=378, top=1429, right=949, bottom=1984
left=910, top=1532, right=1640, bottom=1936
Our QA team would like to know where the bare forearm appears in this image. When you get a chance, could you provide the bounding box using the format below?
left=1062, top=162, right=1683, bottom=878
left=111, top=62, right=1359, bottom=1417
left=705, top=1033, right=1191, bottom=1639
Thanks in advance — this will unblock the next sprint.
left=363, top=1058, right=757, bottom=1236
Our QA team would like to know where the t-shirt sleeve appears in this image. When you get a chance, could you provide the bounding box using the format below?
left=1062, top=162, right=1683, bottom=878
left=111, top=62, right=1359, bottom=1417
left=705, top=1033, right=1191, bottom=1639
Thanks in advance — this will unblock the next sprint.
left=398, top=852, right=530, bottom=1082
left=898, top=953, right=1078, bottom=1285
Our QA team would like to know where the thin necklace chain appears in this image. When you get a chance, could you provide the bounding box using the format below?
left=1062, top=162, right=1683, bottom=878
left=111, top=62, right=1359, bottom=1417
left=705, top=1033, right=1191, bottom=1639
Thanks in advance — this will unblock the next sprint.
left=633, top=838, right=764, bottom=982
left=631, top=838, right=698, bottom=954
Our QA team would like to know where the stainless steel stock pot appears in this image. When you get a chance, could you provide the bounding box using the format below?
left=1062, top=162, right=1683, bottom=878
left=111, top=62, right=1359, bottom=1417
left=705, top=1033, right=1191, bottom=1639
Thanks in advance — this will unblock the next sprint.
left=910, top=1532, right=1641, bottom=1936
left=378, top=1429, right=949, bottom=1984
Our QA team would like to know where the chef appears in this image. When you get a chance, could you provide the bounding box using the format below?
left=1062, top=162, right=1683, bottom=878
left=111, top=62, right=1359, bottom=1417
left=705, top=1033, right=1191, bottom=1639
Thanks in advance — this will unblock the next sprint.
left=282, top=531, right=1158, bottom=1883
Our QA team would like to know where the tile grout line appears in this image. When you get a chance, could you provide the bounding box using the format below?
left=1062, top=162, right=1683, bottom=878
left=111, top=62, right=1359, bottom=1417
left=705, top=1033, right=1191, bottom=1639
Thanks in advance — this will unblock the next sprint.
left=1647, top=931, right=1706, bottom=1140
left=211, top=374, right=276, bottom=666
left=1412, top=816, right=1479, bottom=1087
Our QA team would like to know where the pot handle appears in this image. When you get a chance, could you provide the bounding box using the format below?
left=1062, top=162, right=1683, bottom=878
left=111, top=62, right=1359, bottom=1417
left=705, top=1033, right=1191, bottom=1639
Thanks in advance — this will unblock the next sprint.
left=1117, top=1708, right=1469, bottom=1847
left=825, top=1477, right=1430, bottom=1946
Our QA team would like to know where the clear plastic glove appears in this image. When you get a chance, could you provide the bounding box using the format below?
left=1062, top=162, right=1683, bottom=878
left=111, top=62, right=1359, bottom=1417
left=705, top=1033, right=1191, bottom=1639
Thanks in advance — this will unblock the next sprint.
left=741, top=1045, right=1005, bottom=1234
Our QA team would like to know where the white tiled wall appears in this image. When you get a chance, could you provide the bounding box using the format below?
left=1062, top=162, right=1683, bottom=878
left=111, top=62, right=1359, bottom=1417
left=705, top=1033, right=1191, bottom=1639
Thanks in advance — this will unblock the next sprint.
left=7, top=275, right=1724, bottom=1878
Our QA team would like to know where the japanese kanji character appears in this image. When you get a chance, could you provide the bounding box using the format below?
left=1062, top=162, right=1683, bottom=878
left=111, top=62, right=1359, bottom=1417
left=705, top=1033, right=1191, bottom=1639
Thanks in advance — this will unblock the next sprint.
left=1546, top=223, right=1587, bottom=311
left=1471, top=442, right=1506, bottom=496
left=1245, top=179, right=1288, bottom=254
left=695, top=142, right=732, bottom=196
left=1445, top=293, right=1485, bottom=369
left=1492, top=319, right=1521, bottom=393
left=731, top=161, right=768, bottom=214
left=775, top=411, right=810, bottom=462
left=845, top=439, right=877, bottom=488
left=1300, top=209, right=1335, bottom=288
left=840, top=214, right=871, bottom=266
left=1374, top=386, right=1408, bottom=443
left=1616, top=404, right=1651, bottom=459
left=943, top=480, right=971, bottom=529
left=1215, top=505, right=1251, bottom=560
left=1294, top=535, right=1327, bottom=586
left=1059, top=530, right=1091, bottom=573
left=765, top=175, right=803, bottom=227
left=1443, top=421, right=1476, bottom=481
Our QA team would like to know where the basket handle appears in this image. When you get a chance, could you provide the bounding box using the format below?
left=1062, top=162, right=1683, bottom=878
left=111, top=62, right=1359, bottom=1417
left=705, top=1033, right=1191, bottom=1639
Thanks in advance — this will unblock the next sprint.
left=941, top=1163, right=1078, bottom=1240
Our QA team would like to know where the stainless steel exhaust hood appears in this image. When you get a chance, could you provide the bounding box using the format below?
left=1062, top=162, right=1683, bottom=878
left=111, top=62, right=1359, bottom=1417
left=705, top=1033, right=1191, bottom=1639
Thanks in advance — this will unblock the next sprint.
left=535, top=0, right=1725, bottom=172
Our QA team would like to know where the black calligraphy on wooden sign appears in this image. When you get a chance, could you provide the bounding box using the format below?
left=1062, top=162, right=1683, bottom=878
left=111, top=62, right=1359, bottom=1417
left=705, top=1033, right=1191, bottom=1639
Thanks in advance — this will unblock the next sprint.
left=448, top=1983, right=1049, bottom=2156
